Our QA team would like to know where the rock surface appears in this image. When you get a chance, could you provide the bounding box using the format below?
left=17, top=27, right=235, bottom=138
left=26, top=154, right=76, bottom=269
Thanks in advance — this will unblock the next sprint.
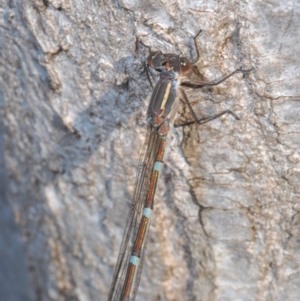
left=1, top=0, right=300, bottom=301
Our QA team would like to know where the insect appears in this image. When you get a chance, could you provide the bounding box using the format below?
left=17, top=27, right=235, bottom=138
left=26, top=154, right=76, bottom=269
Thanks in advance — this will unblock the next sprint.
left=107, top=32, right=250, bottom=301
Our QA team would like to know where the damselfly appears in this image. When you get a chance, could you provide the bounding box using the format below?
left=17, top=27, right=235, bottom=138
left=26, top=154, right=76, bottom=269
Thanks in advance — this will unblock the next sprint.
left=107, top=33, right=250, bottom=301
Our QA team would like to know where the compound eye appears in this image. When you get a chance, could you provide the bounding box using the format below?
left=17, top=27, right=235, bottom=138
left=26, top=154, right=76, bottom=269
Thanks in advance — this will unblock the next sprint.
left=147, top=51, right=163, bottom=68
left=180, top=57, right=192, bottom=74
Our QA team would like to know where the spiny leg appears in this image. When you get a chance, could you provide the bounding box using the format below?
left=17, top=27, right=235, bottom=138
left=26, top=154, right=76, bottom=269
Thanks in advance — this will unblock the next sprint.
left=176, top=109, right=240, bottom=127
left=141, top=61, right=156, bottom=88
left=181, top=68, right=252, bottom=89
left=175, top=89, right=240, bottom=128
left=190, top=29, right=202, bottom=65
left=136, top=39, right=157, bottom=88
left=179, top=89, right=201, bottom=125
left=188, top=29, right=252, bottom=86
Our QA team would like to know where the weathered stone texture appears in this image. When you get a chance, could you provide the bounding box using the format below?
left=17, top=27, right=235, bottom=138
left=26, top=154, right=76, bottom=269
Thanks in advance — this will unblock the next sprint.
left=1, top=1, right=300, bottom=300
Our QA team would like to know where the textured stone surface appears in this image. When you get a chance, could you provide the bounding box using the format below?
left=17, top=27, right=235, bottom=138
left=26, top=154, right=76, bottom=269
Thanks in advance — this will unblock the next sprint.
left=1, top=0, right=300, bottom=301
